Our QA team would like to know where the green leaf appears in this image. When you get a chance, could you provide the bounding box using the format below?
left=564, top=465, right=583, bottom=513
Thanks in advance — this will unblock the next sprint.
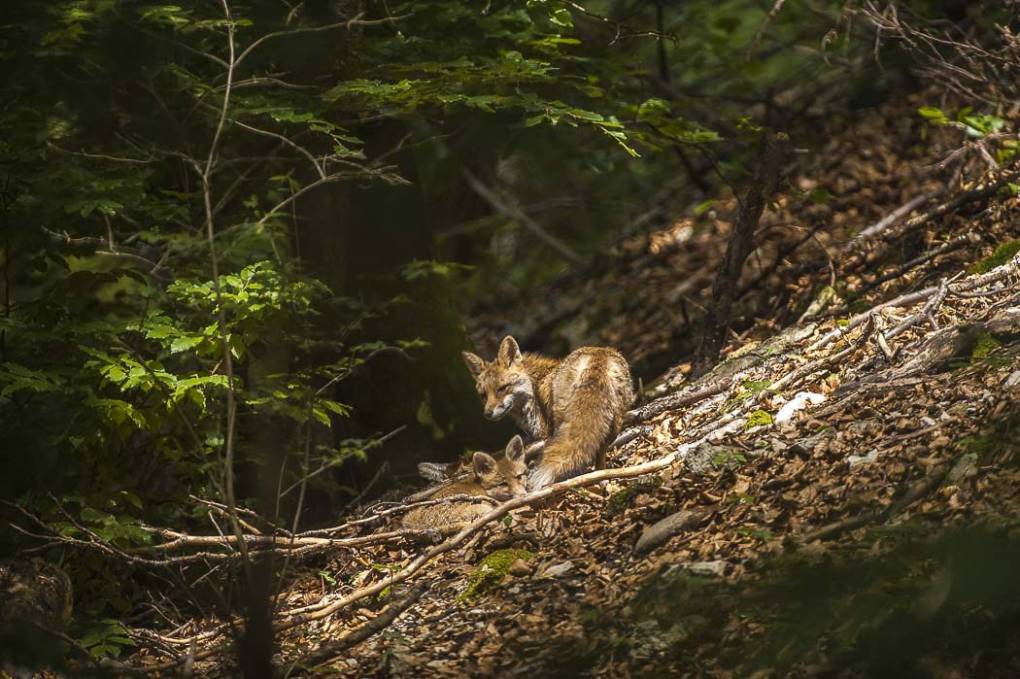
left=170, top=335, right=203, bottom=354
left=918, top=106, right=948, bottom=125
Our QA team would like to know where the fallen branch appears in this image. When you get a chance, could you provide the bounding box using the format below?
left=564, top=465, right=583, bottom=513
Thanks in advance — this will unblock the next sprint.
left=844, top=188, right=943, bottom=248
left=295, top=493, right=501, bottom=538
left=8, top=495, right=504, bottom=568
left=808, top=251, right=1020, bottom=353
left=844, top=162, right=1020, bottom=271
left=855, top=233, right=973, bottom=298
left=624, top=377, right=734, bottom=424
left=769, top=315, right=875, bottom=393
left=887, top=276, right=950, bottom=339
left=888, top=305, right=1020, bottom=379
left=285, top=584, right=427, bottom=675
left=610, top=424, right=655, bottom=451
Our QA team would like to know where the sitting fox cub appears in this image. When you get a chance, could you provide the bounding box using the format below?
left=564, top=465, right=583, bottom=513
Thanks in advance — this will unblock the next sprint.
left=463, top=336, right=634, bottom=490
left=402, top=436, right=528, bottom=529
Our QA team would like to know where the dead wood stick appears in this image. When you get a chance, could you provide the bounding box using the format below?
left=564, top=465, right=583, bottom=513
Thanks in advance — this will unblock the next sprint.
left=10, top=497, right=496, bottom=567
left=808, top=252, right=1019, bottom=353
left=769, top=316, right=874, bottom=392
left=610, top=424, right=655, bottom=451
left=737, top=220, right=829, bottom=299
left=285, top=584, right=428, bottom=675
left=856, top=233, right=972, bottom=297
left=845, top=188, right=943, bottom=248
left=845, top=164, right=1020, bottom=273
left=624, top=377, right=734, bottom=424
left=887, top=277, right=950, bottom=338
left=294, top=493, right=501, bottom=538
left=888, top=306, right=1020, bottom=378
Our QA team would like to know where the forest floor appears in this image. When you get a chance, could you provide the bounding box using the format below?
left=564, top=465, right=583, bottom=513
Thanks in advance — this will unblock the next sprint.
left=141, top=88, right=1020, bottom=676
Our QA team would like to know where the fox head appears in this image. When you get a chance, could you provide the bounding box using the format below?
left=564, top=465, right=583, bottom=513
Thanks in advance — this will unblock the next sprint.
left=472, top=435, right=528, bottom=497
left=462, top=336, right=535, bottom=421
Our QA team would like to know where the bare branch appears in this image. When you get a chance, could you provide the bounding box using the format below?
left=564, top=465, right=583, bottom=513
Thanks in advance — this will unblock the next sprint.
left=234, top=13, right=413, bottom=68
left=286, top=583, right=427, bottom=674
left=463, top=170, right=582, bottom=264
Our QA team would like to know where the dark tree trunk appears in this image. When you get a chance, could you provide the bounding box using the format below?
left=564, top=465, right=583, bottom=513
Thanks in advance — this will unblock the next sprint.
left=694, top=132, right=790, bottom=376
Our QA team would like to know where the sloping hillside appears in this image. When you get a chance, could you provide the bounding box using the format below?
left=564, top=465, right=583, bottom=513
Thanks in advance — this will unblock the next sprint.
left=251, top=89, right=1020, bottom=675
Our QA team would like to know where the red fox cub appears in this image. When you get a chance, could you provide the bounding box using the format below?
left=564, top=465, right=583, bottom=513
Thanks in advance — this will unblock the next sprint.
left=402, top=436, right=528, bottom=529
left=462, top=336, right=635, bottom=490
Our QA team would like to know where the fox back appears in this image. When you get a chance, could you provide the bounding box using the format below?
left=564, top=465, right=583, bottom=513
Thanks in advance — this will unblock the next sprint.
left=464, top=337, right=634, bottom=490
left=402, top=437, right=527, bottom=529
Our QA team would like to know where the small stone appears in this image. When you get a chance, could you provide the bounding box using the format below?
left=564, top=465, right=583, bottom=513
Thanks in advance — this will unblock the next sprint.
left=508, top=559, right=532, bottom=577
left=848, top=449, right=878, bottom=468
left=686, top=560, right=728, bottom=577
left=1005, top=370, right=1020, bottom=388
left=931, top=435, right=951, bottom=449
left=541, top=561, right=574, bottom=578
left=775, top=391, right=826, bottom=424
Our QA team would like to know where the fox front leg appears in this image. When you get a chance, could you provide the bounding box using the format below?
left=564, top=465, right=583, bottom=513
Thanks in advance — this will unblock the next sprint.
left=524, top=439, right=546, bottom=463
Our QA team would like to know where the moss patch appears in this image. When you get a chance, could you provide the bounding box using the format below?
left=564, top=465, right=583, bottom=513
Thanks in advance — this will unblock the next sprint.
left=604, top=477, right=662, bottom=517
left=970, top=330, right=1002, bottom=360
left=711, top=448, right=748, bottom=469
left=740, top=379, right=771, bottom=396
left=969, top=239, right=1020, bottom=274
left=459, top=549, right=534, bottom=600
left=745, top=410, right=773, bottom=430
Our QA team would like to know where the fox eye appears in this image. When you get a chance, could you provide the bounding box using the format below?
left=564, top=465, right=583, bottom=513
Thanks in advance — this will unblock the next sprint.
left=498, top=384, right=512, bottom=394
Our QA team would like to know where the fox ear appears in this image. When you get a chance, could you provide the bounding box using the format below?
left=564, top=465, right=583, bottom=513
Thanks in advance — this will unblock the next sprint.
left=497, top=336, right=522, bottom=368
left=462, top=351, right=485, bottom=378
left=472, top=451, right=497, bottom=477
left=505, top=435, right=525, bottom=463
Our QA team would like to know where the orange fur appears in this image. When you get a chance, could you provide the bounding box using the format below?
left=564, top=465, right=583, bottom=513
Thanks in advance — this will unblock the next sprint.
left=402, top=436, right=528, bottom=529
left=463, top=337, right=635, bottom=490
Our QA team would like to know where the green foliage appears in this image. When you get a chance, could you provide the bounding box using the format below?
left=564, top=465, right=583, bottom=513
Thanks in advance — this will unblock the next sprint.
left=635, top=98, right=722, bottom=150
left=76, top=618, right=135, bottom=660
left=738, top=379, right=771, bottom=397
left=919, top=105, right=1006, bottom=138
left=401, top=260, right=473, bottom=281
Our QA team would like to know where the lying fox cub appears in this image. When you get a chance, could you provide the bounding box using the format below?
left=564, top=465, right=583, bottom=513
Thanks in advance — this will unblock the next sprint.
left=402, top=436, right=528, bottom=529
left=463, top=336, right=635, bottom=490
